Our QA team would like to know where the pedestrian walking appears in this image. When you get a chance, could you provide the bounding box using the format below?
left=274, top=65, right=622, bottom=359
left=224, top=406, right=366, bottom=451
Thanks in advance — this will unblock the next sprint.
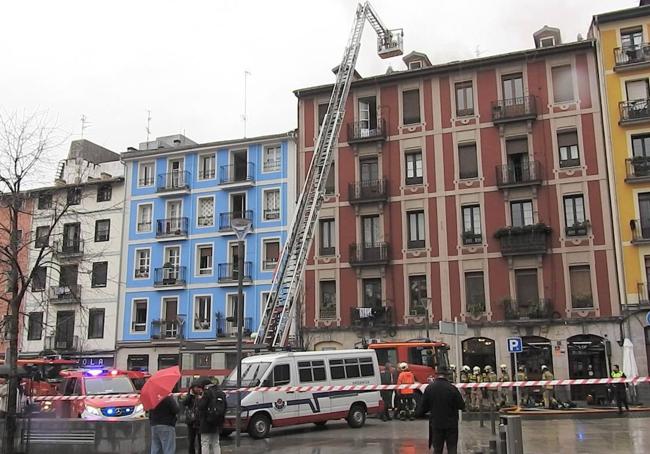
left=198, top=378, right=227, bottom=454
left=611, top=364, right=629, bottom=414
left=149, top=394, right=180, bottom=454
left=541, top=365, right=554, bottom=409
left=181, top=381, right=204, bottom=453
left=396, top=362, right=416, bottom=421
left=380, top=362, right=397, bottom=421
left=417, top=367, right=466, bottom=454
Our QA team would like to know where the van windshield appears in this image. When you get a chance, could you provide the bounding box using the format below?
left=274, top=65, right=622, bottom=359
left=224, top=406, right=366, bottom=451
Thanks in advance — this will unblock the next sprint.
left=222, top=362, right=271, bottom=388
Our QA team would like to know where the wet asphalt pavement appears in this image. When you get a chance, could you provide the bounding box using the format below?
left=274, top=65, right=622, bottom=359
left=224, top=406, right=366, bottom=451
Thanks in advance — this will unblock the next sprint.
left=206, top=415, right=650, bottom=453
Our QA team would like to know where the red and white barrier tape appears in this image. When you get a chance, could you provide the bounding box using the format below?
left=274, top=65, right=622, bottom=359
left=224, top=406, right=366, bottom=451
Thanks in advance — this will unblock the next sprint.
left=30, top=377, right=650, bottom=402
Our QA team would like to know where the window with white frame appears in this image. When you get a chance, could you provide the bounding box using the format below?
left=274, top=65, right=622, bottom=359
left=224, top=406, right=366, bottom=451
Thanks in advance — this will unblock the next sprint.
left=135, top=249, right=151, bottom=278
left=194, top=295, right=212, bottom=330
left=139, top=162, right=154, bottom=187
left=132, top=299, right=148, bottom=332
left=263, top=189, right=280, bottom=220
left=137, top=204, right=153, bottom=232
left=263, top=239, right=280, bottom=270
left=199, top=154, right=215, bottom=180
left=263, top=145, right=281, bottom=172
left=197, top=245, right=213, bottom=275
left=197, top=197, right=214, bottom=227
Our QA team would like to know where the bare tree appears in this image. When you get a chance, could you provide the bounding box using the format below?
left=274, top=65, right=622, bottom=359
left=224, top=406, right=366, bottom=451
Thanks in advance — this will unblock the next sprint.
left=0, top=111, right=69, bottom=454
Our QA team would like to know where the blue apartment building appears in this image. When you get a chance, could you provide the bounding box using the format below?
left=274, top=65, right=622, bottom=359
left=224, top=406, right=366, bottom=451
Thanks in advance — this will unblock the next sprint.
left=116, top=132, right=296, bottom=373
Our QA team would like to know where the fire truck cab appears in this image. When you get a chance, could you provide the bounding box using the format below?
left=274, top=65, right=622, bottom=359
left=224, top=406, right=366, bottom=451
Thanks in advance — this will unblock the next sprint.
left=368, top=339, right=450, bottom=383
left=54, top=369, right=146, bottom=420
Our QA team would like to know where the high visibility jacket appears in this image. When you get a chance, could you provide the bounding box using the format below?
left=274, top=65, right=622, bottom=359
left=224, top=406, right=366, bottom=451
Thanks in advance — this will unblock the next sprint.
left=515, top=372, right=527, bottom=381
left=397, top=371, right=415, bottom=395
left=470, top=373, right=482, bottom=383
left=459, top=371, right=470, bottom=383
left=487, top=372, right=498, bottom=383
left=542, top=370, right=554, bottom=389
left=499, top=372, right=510, bottom=382
left=611, top=370, right=624, bottom=378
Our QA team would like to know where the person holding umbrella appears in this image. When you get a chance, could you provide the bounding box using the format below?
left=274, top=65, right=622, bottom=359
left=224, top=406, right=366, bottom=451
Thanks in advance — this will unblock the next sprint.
left=141, top=366, right=182, bottom=454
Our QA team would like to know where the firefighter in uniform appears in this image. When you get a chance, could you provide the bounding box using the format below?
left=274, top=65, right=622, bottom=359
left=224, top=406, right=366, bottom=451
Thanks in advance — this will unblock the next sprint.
left=459, top=365, right=471, bottom=407
left=498, top=364, right=511, bottom=407
left=449, top=364, right=457, bottom=383
left=470, top=366, right=483, bottom=411
left=516, top=366, right=528, bottom=407
left=541, top=365, right=554, bottom=409
left=484, top=365, right=498, bottom=408
left=396, top=362, right=416, bottom=420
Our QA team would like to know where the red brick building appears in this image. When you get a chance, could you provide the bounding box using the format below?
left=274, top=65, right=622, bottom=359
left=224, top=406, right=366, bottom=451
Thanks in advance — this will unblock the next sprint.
left=294, top=29, right=620, bottom=382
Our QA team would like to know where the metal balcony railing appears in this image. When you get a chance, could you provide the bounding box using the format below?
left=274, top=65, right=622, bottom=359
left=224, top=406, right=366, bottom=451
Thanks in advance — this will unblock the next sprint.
left=638, top=282, right=650, bottom=305
left=319, top=246, right=336, bottom=256
left=349, top=242, right=389, bottom=266
left=217, top=262, right=253, bottom=283
left=153, top=266, right=187, bottom=287
left=263, top=208, right=280, bottom=221
left=151, top=319, right=184, bottom=340
left=631, top=219, right=650, bottom=243
left=219, top=162, right=255, bottom=185
left=462, top=232, right=483, bottom=245
left=626, top=157, right=650, bottom=181
left=348, top=178, right=388, bottom=204
left=350, top=305, right=393, bottom=328
left=619, top=99, right=650, bottom=124
left=53, top=239, right=84, bottom=258
left=496, top=225, right=551, bottom=256
left=156, top=217, right=188, bottom=238
left=503, top=298, right=552, bottom=320
left=496, top=160, right=542, bottom=187
left=347, top=119, right=386, bottom=144
left=565, top=221, right=590, bottom=237
left=491, top=95, right=537, bottom=123
left=48, top=284, right=81, bottom=303
left=614, top=44, right=650, bottom=67
left=319, top=306, right=337, bottom=320
left=156, top=171, right=190, bottom=192
left=216, top=312, right=253, bottom=337
left=219, top=211, right=254, bottom=231
left=45, top=335, right=80, bottom=351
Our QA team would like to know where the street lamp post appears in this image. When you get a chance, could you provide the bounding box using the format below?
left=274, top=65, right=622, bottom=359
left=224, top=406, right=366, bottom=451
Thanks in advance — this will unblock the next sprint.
left=231, top=217, right=252, bottom=448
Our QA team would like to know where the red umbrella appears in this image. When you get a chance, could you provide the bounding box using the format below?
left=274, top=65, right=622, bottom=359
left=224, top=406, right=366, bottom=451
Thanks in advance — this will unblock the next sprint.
left=140, top=365, right=181, bottom=411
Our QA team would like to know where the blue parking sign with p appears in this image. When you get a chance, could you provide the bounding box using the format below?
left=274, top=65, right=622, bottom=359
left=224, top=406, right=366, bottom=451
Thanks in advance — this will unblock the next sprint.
left=507, top=337, right=523, bottom=353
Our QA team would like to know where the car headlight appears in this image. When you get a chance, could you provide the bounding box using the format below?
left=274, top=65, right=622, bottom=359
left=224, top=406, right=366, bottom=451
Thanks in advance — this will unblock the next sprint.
left=135, top=404, right=144, bottom=414
left=85, top=405, right=102, bottom=417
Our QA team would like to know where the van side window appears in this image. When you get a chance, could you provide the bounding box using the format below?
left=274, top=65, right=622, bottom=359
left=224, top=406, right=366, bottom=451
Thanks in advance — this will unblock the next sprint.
left=272, top=364, right=291, bottom=386
left=63, top=378, right=77, bottom=396
left=298, top=360, right=327, bottom=383
left=374, top=348, right=398, bottom=367
left=329, top=357, right=375, bottom=380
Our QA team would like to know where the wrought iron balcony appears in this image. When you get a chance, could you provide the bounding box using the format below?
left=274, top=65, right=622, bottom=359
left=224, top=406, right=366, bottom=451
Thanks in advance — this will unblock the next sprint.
left=151, top=319, right=184, bottom=340
left=219, top=162, right=255, bottom=185
left=347, top=119, right=386, bottom=144
left=462, top=232, right=483, bottom=245
left=614, top=44, right=650, bottom=68
left=53, top=239, right=84, bottom=259
left=348, top=178, right=388, bottom=204
left=156, top=217, right=188, bottom=238
left=153, top=266, right=187, bottom=287
left=217, top=262, right=253, bottom=283
left=565, top=221, right=590, bottom=237
left=503, top=298, right=552, bottom=320
left=319, top=246, right=336, bottom=256
left=491, top=96, right=537, bottom=124
left=496, top=161, right=542, bottom=188
left=319, top=306, right=337, bottom=320
left=216, top=312, right=253, bottom=337
left=626, top=157, right=650, bottom=182
left=631, top=219, right=650, bottom=244
left=156, top=171, right=190, bottom=193
left=619, top=99, right=650, bottom=124
left=219, top=211, right=253, bottom=231
left=495, top=224, right=551, bottom=256
left=45, top=335, right=80, bottom=352
left=637, top=282, right=650, bottom=305
left=349, top=242, right=389, bottom=267
left=48, top=284, right=81, bottom=304
left=350, top=305, right=393, bottom=328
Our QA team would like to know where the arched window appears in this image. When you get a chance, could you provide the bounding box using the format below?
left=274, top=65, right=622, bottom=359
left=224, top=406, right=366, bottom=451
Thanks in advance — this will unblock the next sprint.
left=513, top=336, right=552, bottom=380
left=461, top=337, right=496, bottom=371
left=567, top=334, right=608, bottom=401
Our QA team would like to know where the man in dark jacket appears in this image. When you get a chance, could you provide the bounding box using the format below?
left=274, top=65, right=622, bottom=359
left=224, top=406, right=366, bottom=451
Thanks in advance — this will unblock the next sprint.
left=380, top=362, right=397, bottom=421
left=181, top=381, right=204, bottom=453
left=198, top=379, right=227, bottom=454
left=417, top=367, right=466, bottom=454
left=150, top=395, right=180, bottom=454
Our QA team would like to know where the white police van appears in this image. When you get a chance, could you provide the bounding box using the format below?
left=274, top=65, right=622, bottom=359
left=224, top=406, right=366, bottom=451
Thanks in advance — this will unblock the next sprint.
left=222, top=349, right=383, bottom=438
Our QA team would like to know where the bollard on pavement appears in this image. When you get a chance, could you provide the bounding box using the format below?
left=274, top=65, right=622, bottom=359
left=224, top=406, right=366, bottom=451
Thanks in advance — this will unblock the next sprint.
left=498, top=415, right=523, bottom=454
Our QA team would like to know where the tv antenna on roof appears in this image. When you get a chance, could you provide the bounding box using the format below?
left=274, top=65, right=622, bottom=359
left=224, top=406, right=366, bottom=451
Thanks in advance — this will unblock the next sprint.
left=80, top=115, right=91, bottom=138
left=146, top=110, right=152, bottom=143
left=242, top=70, right=251, bottom=137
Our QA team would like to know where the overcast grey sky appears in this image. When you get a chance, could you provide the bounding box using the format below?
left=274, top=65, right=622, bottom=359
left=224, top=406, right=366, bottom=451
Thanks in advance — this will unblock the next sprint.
left=0, top=0, right=637, bottom=161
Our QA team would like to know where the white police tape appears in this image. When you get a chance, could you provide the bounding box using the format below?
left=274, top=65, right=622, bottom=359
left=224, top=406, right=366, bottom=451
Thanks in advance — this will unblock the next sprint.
left=30, top=376, right=649, bottom=402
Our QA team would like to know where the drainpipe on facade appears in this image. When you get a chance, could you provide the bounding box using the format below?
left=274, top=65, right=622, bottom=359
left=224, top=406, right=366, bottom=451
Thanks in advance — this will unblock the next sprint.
left=114, top=160, right=128, bottom=367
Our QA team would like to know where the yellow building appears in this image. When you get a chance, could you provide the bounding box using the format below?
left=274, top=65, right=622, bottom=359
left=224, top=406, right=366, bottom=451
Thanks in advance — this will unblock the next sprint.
left=591, top=3, right=650, bottom=374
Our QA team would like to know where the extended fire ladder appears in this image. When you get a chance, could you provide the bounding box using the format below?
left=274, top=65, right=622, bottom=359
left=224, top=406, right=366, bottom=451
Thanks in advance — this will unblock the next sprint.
left=255, top=2, right=403, bottom=348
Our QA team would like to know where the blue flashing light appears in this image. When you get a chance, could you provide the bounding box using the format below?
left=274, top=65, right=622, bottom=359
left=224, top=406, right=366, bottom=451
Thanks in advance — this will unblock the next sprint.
left=85, top=369, right=104, bottom=377
left=106, top=408, right=115, bottom=416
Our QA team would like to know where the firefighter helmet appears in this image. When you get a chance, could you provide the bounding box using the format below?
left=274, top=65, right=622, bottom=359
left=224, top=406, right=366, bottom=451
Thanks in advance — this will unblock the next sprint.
left=399, top=362, right=408, bottom=371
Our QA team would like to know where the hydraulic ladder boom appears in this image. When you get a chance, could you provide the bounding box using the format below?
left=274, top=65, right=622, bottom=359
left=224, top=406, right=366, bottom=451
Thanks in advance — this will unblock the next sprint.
left=255, top=2, right=403, bottom=348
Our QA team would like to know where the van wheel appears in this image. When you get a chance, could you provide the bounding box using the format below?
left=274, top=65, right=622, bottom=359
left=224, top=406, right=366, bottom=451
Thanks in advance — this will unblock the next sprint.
left=347, top=404, right=366, bottom=428
left=248, top=413, right=271, bottom=439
